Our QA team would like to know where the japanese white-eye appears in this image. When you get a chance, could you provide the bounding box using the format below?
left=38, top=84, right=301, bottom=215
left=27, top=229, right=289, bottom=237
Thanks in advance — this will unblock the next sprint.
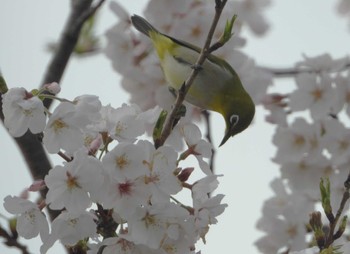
left=131, top=15, right=255, bottom=146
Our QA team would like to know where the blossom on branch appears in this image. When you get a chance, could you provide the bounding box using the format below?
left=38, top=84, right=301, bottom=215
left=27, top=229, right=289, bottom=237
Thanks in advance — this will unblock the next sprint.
left=2, top=87, right=46, bottom=137
left=3, top=196, right=49, bottom=241
left=45, top=149, right=105, bottom=213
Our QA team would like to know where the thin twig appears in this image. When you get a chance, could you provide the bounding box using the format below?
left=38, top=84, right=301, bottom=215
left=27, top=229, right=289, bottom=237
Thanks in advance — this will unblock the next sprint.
left=0, top=225, right=31, bottom=254
left=323, top=171, right=350, bottom=249
left=155, top=0, right=228, bottom=148
left=58, top=151, right=73, bottom=162
left=259, top=61, right=350, bottom=77
left=76, top=0, right=106, bottom=29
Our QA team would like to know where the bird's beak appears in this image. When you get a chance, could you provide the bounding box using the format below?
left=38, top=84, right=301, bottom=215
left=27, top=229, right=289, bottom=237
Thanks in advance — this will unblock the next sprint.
left=219, top=130, right=231, bottom=147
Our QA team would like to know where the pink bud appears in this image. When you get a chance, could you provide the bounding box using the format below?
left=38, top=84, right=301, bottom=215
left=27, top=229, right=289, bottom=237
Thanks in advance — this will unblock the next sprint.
left=28, top=180, right=46, bottom=192
left=19, top=189, right=29, bottom=199
left=178, top=167, right=194, bottom=182
left=24, top=90, right=34, bottom=99
left=261, top=93, right=286, bottom=106
left=44, top=82, right=61, bottom=94
left=265, top=115, right=276, bottom=124
left=89, top=135, right=103, bottom=155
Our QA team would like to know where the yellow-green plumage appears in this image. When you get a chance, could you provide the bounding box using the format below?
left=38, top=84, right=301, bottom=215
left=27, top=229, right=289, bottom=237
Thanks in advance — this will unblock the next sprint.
left=131, top=15, right=255, bottom=146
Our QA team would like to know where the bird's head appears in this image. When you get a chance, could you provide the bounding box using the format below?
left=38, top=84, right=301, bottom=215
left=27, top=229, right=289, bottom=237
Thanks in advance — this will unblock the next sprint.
left=219, top=96, right=255, bottom=146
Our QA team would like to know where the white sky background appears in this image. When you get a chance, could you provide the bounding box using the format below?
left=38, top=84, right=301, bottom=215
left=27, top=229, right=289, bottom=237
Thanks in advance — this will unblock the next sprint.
left=0, top=0, right=350, bottom=253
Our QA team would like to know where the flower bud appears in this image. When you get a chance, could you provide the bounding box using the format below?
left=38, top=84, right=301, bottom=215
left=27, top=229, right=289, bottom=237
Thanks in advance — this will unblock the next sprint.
left=44, top=82, right=61, bottom=94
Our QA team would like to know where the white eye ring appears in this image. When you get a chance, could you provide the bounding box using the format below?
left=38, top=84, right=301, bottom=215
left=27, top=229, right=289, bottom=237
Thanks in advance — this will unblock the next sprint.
left=230, top=114, right=239, bottom=127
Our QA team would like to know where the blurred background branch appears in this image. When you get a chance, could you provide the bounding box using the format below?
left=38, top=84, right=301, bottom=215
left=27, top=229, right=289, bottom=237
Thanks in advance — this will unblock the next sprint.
left=0, top=0, right=106, bottom=232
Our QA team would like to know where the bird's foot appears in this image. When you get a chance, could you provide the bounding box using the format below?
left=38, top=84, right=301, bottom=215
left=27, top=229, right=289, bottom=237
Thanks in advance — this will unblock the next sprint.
left=191, top=64, right=203, bottom=71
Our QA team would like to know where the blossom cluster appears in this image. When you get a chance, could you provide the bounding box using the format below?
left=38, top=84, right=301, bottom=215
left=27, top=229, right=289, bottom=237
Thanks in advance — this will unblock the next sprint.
left=257, top=54, right=350, bottom=253
left=2, top=84, right=227, bottom=254
left=5, top=0, right=350, bottom=253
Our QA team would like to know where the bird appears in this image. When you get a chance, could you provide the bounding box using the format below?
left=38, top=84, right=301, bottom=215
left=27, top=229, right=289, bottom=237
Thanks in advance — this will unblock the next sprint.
left=130, top=14, right=255, bottom=146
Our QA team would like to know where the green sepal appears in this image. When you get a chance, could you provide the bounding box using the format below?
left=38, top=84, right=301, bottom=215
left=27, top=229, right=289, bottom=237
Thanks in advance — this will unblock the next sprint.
left=74, top=14, right=100, bottom=55
left=153, top=110, right=168, bottom=143
left=339, top=215, right=348, bottom=233
left=8, top=217, right=18, bottom=239
left=0, top=73, right=8, bottom=94
left=334, top=215, right=348, bottom=240
left=31, top=89, right=40, bottom=96
left=172, top=104, right=186, bottom=128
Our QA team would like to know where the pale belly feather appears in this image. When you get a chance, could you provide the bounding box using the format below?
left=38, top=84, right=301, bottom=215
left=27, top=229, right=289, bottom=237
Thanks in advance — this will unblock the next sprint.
left=161, top=51, right=231, bottom=111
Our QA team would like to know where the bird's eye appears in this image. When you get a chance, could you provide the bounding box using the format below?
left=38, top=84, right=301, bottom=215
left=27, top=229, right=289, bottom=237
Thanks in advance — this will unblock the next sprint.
left=230, top=114, right=239, bottom=127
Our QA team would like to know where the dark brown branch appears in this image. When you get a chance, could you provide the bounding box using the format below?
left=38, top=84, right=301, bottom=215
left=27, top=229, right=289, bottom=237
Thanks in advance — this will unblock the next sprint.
left=155, top=0, right=228, bottom=148
left=0, top=79, right=60, bottom=222
left=0, top=1, right=101, bottom=253
left=41, top=0, right=105, bottom=109
left=0, top=0, right=106, bottom=233
left=323, top=172, right=350, bottom=249
left=0, top=225, right=31, bottom=254
left=259, top=61, right=350, bottom=77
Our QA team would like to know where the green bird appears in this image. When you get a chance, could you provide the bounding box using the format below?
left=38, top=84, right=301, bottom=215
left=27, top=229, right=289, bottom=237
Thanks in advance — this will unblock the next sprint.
left=131, top=15, right=255, bottom=146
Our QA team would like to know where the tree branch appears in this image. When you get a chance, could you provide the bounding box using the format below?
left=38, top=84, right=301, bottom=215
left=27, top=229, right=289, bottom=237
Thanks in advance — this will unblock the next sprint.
left=0, top=0, right=106, bottom=224
left=41, top=0, right=105, bottom=109
left=323, top=172, right=350, bottom=248
left=0, top=225, right=30, bottom=254
left=259, top=61, right=350, bottom=77
left=155, top=0, right=228, bottom=148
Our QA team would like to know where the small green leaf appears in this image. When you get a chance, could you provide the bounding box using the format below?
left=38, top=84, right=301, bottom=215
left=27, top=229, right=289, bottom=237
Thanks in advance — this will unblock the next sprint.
left=320, top=178, right=333, bottom=218
left=320, top=245, right=343, bottom=254
left=334, top=215, right=347, bottom=240
left=153, top=110, right=168, bottom=143
left=8, top=217, right=18, bottom=238
left=219, top=14, right=237, bottom=45
left=172, top=104, right=186, bottom=129
left=31, top=89, right=40, bottom=96
left=74, top=14, right=100, bottom=55
left=0, top=73, right=8, bottom=94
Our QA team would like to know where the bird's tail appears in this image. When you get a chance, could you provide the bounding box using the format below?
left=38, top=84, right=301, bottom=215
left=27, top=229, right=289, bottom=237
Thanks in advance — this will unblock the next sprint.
left=131, top=15, right=159, bottom=37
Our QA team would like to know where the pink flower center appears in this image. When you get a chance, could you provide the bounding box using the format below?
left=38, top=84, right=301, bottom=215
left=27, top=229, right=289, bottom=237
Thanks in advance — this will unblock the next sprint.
left=118, top=181, right=133, bottom=196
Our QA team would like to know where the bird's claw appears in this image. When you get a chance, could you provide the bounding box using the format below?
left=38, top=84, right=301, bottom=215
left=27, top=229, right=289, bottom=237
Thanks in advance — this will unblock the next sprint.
left=191, top=64, right=203, bottom=71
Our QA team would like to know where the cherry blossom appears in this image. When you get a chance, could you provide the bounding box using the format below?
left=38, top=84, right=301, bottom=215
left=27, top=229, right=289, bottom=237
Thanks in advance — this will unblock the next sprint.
left=40, top=211, right=97, bottom=254
left=180, top=123, right=213, bottom=175
left=95, top=235, right=144, bottom=254
left=106, top=104, right=150, bottom=142
left=43, top=102, right=85, bottom=154
left=289, top=73, right=336, bottom=120
left=273, top=118, right=323, bottom=163
left=138, top=140, right=182, bottom=203
left=334, top=71, right=350, bottom=116
left=231, top=0, right=271, bottom=36
left=127, top=203, right=190, bottom=249
left=100, top=176, right=150, bottom=220
left=45, top=149, right=105, bottom=213
left=3, top=196, right=49, bottom=241
left=102, top=142, right=149, bottom=180
left=2, top=87, right=46, bottom=137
